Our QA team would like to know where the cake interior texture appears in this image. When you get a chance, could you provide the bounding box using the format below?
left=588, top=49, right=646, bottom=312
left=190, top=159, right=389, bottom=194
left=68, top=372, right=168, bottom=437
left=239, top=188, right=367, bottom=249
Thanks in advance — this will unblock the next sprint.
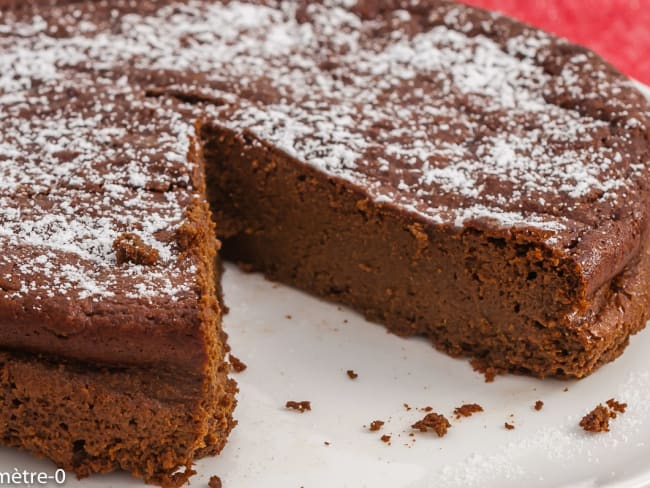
left=0, top=0, right=649, bottom=486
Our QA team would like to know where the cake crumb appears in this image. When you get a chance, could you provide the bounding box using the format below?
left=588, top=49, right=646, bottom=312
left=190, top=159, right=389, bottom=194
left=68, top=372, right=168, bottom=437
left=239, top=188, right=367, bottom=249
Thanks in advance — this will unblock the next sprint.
left=323, top=441, right=330, bottom=446
left=286, top=315, right=292, bottom=320
left=420, top=406, right=433, bottom=412
left=580, top=404, right=612, bottom=432
left=208, top=475, right=222, bottom=488
left=580, top=399, right=627, bottom=432
left=236, top=261, right=255, bottom=273
left=286, top=401, right=311, bottom=413
left=606, top=398, right=627, bottom=414
left=534, top=400, right=544, bottom=411
left=229, top=354, right=247, bottom=373
left=403, top=403, right=411, bottom=411
left=482, top=367, right=497, bottom=383
left=346, top=370, right=358, bottom=379
left=167, top=467, right=197, bottom=487
left=380, top=434, right=391, bottom=443
left=113, top=233, right=159, bottom=266
left=504, top=422, right=515, bottom=430
left=453, top=403, right=484, bottom=419
left=369, top=420, right=385, bottom=431
left=411, top=412, right=451, bottom=437
left=470, top=359, right=497, bottom=382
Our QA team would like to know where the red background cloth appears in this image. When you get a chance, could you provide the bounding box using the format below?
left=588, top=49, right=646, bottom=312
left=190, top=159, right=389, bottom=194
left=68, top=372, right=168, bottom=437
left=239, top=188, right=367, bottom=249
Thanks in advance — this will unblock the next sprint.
left=463, top=0, right=650, bottom=85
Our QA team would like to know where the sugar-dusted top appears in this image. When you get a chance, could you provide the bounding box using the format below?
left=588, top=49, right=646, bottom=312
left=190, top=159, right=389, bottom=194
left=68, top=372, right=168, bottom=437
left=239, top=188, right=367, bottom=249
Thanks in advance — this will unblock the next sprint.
left=0, top=74, right=204, bottom=305
left=1, top=0, right=649, bottom=303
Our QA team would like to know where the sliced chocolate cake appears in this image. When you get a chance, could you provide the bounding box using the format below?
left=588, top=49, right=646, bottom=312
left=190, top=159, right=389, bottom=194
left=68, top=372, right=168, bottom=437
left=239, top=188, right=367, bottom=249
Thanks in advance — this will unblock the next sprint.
left=0, top=5, right=237, bottom=484
left=0, top=0, right=649, bottom=485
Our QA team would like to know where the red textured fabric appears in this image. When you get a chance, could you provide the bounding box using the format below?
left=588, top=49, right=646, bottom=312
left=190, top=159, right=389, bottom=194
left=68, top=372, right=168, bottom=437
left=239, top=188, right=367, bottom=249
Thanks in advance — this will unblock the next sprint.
left=463, top=0, right=650, bottom=85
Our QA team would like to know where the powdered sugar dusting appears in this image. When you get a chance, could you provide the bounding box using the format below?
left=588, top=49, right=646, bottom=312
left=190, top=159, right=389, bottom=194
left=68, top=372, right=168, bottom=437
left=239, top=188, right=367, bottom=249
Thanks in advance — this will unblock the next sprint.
left=0, top=0, right=649, bottom=303
left=0, top=70, right=200, bottom=303
left=430, top=369, right=650, bottom=487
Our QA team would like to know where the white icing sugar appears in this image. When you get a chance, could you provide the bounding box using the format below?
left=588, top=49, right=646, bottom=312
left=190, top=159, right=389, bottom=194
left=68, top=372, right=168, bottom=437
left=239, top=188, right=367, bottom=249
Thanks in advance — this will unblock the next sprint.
left=431, top=369, right=650, bottom=487
left=0, top=0, right=648, bottom=303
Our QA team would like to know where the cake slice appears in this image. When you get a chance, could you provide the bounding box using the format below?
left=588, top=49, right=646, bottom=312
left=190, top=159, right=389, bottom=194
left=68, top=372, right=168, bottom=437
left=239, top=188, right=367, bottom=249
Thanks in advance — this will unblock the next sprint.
left=0, top=73, right=236, bottom=485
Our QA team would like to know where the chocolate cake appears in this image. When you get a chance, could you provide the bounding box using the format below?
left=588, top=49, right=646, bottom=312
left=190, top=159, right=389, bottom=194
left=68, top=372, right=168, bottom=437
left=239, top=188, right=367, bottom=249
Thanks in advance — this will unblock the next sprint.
left=0, top=3, right=239, bottom=485
left=1, top=0, right=649, bottom=485
left=198, top=0, right=650, bottom=378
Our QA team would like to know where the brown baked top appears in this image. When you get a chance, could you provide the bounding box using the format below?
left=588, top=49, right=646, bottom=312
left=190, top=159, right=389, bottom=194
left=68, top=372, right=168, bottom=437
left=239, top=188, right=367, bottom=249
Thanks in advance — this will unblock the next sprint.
left=1, top=0, right=649, bottom=353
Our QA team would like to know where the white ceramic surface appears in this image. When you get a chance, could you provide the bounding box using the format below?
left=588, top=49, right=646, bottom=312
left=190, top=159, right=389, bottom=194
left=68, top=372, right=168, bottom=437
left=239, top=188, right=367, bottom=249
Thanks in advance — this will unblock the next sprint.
left=1, top=84, right=649, bottom=488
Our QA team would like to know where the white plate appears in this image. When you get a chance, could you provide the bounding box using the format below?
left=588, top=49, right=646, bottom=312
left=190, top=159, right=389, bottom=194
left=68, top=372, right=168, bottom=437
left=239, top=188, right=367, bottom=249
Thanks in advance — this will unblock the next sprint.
left=2, top=84, right=649, bottom=488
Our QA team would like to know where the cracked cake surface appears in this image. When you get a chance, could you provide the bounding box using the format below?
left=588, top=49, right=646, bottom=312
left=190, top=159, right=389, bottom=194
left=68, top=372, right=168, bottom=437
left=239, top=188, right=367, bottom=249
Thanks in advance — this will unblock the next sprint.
left=2, top=0, right=649, bottom=300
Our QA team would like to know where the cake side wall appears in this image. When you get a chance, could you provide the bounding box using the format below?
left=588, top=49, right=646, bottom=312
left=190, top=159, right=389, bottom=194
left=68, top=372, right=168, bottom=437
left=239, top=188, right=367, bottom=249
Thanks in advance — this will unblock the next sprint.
left=178, top=124, right=238, bottom=466
left=0, top=351, right=209, bottom=487
left=201, top=125, right=624, bottom=378
left=0, top=304, right=208, bottom=373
